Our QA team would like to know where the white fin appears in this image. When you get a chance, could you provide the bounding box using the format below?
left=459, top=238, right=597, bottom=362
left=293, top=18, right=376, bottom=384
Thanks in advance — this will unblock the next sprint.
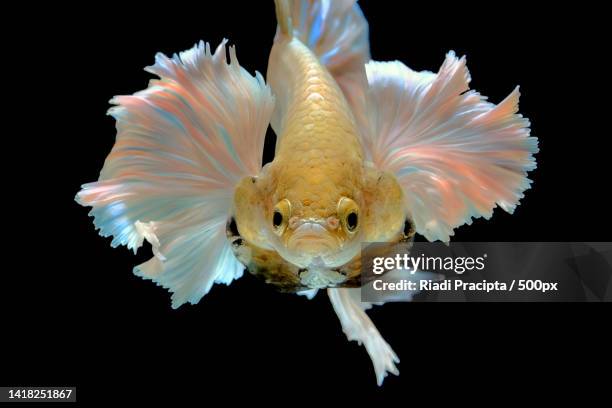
left=76, top=40, right=275, bottom=308
left=328, top=288, right=399, bottom=386
left=297, top=288, right=318, bottom=300
left=360, top=55, right=538, bottom=242
left=289, top=1, right=369, bottom=74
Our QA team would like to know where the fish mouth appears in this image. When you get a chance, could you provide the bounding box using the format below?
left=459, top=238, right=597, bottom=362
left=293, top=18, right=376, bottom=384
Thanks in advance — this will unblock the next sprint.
left=278, top=220, right=359, bottom=269
left=287, top=222, right=339, bottom=253
left=283, top=222, right=341, bottom=267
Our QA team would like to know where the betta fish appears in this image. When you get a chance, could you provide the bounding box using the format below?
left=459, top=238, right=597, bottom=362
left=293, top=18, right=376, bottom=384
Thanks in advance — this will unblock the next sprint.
left=76, top=0, right=537, bottom=385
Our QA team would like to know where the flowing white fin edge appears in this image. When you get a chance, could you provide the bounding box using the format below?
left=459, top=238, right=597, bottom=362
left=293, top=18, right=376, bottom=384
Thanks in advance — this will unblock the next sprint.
left=328, top=288, right=399, bottom=386
left=297, top=288, right=319, bottom=300
left=76, top=40, right=275, bottom=308
left=360, top=54, right=538, bottom=242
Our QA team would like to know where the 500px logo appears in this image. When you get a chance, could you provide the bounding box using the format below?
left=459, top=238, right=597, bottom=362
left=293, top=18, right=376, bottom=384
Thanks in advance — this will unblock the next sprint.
left=372, top=253, right=487, bottom=275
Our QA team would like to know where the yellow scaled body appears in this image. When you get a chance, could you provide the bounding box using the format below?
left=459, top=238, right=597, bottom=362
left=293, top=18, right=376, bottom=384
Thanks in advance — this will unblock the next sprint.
left=233, top=33, right=407, bottom=290
left=271, top=39, right=364, bottom=221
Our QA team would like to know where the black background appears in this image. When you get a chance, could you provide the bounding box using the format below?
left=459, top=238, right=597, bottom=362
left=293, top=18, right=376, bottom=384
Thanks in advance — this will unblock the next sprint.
left=4, top=1, right=610, bottom=404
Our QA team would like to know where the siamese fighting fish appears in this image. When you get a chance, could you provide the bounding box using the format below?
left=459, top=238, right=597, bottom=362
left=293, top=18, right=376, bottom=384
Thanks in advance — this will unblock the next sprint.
left=76, top=0, right=538, bottom=385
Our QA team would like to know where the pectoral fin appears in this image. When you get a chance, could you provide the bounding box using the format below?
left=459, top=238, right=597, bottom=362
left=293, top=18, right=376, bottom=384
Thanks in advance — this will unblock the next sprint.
left=358, top=55, right=538, bottom=242
left=76, top=40, right=275, bottom=308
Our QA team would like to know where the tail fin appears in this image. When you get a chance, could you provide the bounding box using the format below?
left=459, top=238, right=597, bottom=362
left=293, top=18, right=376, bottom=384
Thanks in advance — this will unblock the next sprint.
left=286, top=0, right=369, bottom=71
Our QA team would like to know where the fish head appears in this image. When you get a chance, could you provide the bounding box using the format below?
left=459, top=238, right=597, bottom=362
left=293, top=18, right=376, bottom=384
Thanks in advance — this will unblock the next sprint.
left=271, top=195, right=362, bottom=269
left=232, top=159, right=364, bottom=266
left=271, top=166, right=411, bottom=267
left=232, top=164, right=412, bottom=290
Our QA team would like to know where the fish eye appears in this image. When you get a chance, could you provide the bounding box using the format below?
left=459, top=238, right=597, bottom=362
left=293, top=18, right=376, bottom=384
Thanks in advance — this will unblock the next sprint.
left=346, top=212, right=358, bottom=231
left=337, top=197, right=359, bottom=234
left=273, top=210, right=283, bottom=227
left=272, top=199, right=291, bottom=235
left=403, top=217, right=415, bottom=239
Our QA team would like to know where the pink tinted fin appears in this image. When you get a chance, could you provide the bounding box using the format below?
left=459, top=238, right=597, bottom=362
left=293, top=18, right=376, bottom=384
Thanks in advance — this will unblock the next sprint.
left=361, top=54, right=538, bottom=242
left=76, top=40, right=275, bottom=307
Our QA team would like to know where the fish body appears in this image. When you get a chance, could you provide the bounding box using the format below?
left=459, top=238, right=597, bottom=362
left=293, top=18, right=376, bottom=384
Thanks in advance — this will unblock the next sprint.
left=77, top=0, right=538, bottom=385
left=235, top=16, right=409, bottom=289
